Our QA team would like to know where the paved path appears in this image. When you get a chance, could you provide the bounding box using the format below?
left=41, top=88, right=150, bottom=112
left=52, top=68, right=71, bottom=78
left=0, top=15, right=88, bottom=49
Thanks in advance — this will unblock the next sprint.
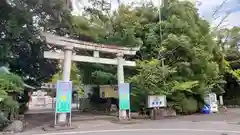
left=17, top=119, right=240, bottom=135
left=15, top=108, right=240, bottom=135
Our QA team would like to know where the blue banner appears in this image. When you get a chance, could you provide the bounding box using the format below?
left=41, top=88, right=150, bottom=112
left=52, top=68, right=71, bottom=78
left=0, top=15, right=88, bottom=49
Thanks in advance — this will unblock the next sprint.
left=119, top=83, right=130, bottom=110
left=56, top=81, right=72, bottom=113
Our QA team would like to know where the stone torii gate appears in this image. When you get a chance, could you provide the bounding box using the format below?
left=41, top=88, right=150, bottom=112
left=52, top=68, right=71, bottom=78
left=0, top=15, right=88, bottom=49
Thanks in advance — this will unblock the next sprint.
left=42, top=32, right=139, bottom=123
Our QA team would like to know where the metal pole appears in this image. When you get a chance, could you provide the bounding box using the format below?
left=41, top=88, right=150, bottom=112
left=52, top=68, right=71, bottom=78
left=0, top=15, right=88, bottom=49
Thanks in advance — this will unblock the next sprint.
left=159, top=0, right=162, bottom=44
left=54, top=110, right=57, bottom=126
left=158, top=0, right=165, bottom=84
left=162, top=58, right=165, bottom=85
left=69, top=84, right=73, bottom=126
left=58, top=46, right=73, bottom=124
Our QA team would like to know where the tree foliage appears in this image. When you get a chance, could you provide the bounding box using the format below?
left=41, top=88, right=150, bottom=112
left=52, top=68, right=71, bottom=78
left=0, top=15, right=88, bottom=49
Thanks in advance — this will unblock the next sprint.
left=56, top=0, right=229, bottom=113
left=2, top=0, right=240, bottom=113
left=125, top=0, right=222, bottom=112
left=0, top=70, right=24, bottom=98
left=0, top=0, right=73, bottom=86
left=131, top=59, right=199, bottom=95
left=0, top=70, right=24, bottom=124
left=215, top=26, right=240, bottom=104
left=62, top=0, right=229, bottom=113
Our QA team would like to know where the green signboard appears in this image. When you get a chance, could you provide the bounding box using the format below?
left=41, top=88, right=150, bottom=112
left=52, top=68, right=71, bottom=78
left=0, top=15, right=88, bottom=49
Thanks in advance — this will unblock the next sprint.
left=119, top=83, right=130, bottom=110
left=56, top=81, right=72, bottom=113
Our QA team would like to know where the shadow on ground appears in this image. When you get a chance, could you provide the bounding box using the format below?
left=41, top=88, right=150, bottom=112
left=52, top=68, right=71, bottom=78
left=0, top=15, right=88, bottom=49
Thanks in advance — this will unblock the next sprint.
left=24, top=112, right=115, bottom=130
left=25, top=113, right=54, bottom=130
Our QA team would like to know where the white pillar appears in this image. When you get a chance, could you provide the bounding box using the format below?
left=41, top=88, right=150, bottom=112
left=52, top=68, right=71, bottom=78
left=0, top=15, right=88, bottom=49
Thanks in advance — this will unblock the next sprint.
left=62, top=46, right=73, bottom=81
left=117, top=53, right=127, bottom=120
left=58, top=46, right=73, bottom=123
left=219, top=95, right=224, bottom=105
left=93, top=51, right=99, bottom=57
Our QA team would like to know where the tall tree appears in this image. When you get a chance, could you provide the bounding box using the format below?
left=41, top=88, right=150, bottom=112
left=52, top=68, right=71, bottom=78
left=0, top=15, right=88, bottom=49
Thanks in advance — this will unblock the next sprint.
left=215, top=27, right=240, bottom=104
left=129, top=0, right=223, bottom=113
left=0, top=0, right=72, bottom=86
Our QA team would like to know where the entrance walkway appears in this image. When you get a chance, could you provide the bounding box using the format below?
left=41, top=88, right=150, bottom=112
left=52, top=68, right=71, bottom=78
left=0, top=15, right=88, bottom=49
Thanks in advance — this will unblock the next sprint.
left=24, top=112, right=115, bottom=131
left=18, top=108, right=240, bottom=135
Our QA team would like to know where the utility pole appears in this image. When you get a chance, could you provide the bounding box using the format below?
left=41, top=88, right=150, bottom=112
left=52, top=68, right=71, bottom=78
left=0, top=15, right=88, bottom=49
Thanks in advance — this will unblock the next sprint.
left=158, top=0, right=165, bottom=83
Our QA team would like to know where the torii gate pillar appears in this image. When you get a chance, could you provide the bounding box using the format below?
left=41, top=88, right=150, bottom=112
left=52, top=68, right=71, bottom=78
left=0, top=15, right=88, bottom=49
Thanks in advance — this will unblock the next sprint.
left=58, top=46, right=73, bottom=123
left=117, top=53, right=127, bottom=119
left=62, top=46, right=73, bottom=81
left=59, top=48, right=128, bottom=122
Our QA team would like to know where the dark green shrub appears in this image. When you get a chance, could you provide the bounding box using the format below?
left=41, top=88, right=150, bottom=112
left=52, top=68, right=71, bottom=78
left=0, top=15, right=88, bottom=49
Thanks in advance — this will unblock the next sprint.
left=169, top=92, right=199, bottom=114
left=180, top=97, right=198, bottom=114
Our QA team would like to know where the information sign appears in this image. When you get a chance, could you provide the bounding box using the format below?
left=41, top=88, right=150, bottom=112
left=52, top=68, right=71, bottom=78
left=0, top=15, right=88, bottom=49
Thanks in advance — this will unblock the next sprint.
left=148, top=95, right=166, bottom=108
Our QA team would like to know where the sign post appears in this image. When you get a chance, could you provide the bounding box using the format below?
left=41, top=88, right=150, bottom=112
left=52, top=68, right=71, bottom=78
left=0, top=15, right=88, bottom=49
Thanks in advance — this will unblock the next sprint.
left=118, top=83, right=130, bottom=119
left=55, top=80, right=72, bottom=126
left=147, top=95, right=167, bottom=120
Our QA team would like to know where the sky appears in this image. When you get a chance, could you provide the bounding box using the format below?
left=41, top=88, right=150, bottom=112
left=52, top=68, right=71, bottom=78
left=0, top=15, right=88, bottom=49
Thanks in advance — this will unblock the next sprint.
left=72, top=0, right=240, bottom=28
left=197, top=0, right=240, bottom=28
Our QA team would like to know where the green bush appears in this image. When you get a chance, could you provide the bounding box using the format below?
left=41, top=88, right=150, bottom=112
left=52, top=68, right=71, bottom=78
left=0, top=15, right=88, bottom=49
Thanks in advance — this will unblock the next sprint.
left=131, top=88, right=201, bottom=114
left=130, top=93, right=147, bottom=112
left=169, top=92, right=199, bottom=114
left=179, top=97, right=198, bottom=114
